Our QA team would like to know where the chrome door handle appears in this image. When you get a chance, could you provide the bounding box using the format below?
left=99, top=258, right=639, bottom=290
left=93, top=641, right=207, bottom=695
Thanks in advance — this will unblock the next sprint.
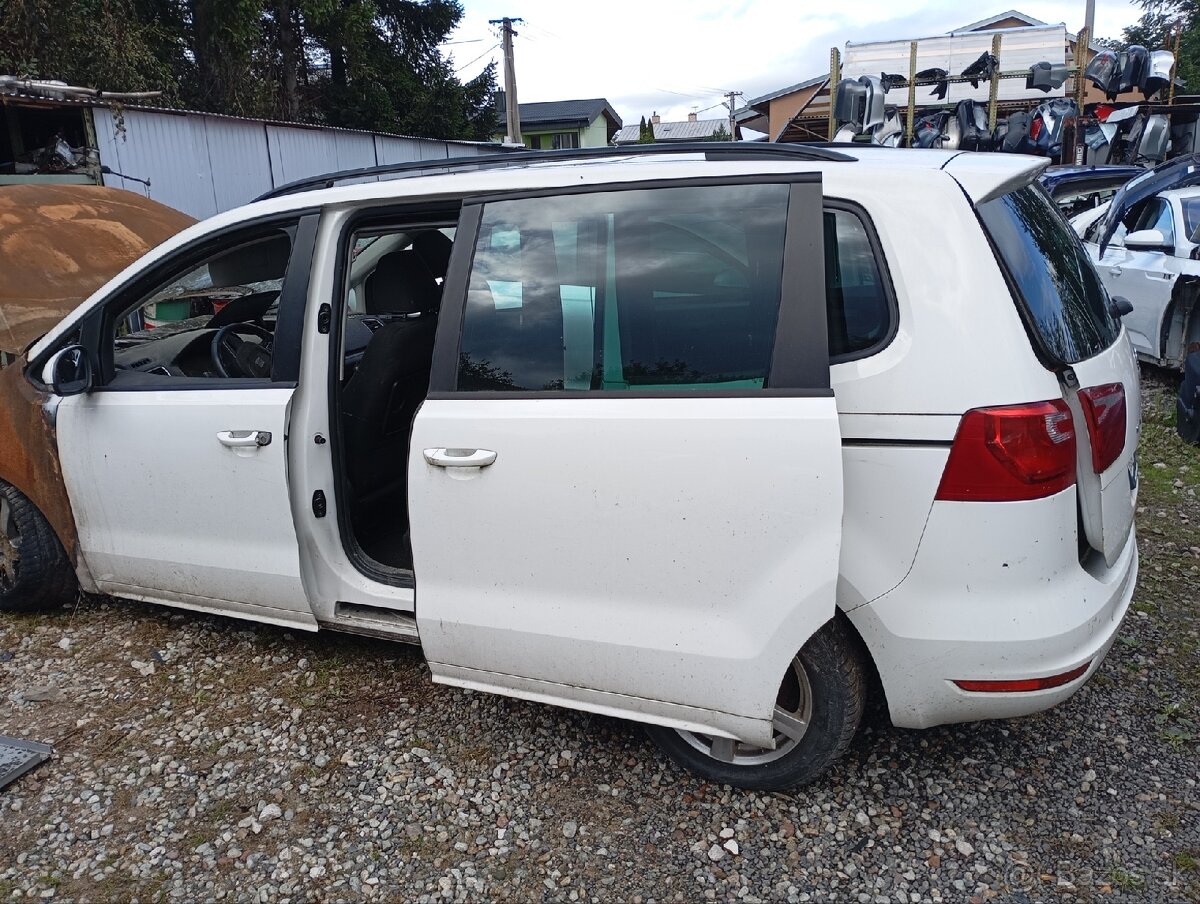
left=217, top=430, right=272, bottom=448
left=423, top=448, right=497, bottom=468
left=1110, top=267, right=1123, bottom=277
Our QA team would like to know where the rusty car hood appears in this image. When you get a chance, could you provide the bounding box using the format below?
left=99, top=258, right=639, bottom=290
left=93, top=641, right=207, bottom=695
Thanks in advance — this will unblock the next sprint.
left=0, top=185, right=195, bottom=355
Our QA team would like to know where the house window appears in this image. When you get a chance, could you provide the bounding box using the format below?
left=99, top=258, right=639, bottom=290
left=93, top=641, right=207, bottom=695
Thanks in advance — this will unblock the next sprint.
left=550, top=132, right=579, bottom=149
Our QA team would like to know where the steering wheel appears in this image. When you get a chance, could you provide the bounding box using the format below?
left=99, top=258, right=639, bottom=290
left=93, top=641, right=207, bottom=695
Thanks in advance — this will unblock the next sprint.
left=211, top=323, right=275, bottom=379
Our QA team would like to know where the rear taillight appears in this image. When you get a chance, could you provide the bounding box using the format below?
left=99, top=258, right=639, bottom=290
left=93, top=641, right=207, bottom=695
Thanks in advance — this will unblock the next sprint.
left=936, top=400, right=1077, bottom=502
left=1078, top=383, right=1127, bottom=474
left=953, top=661, right=1091, bottom=693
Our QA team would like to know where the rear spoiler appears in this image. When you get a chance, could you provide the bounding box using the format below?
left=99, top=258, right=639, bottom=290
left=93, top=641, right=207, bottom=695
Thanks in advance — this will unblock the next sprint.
left=941, top=153, right=1050, bottom=205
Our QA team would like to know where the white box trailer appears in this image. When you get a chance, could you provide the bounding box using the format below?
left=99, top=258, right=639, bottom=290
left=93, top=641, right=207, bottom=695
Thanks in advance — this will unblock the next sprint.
left=840, top=23, right=1069, bottom=106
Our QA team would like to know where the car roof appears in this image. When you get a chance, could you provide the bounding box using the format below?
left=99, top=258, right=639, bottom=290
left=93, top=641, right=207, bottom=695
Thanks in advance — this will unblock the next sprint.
left=1158, top=186, right=1200, bottom=201
left=229, top=145, right=1046, bottom=221
left=27, top=146, right=1048, bottom=361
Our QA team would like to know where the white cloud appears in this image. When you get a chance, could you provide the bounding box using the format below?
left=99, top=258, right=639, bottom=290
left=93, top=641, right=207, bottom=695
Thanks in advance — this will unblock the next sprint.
left=447, top=1, right=1145, bottom=127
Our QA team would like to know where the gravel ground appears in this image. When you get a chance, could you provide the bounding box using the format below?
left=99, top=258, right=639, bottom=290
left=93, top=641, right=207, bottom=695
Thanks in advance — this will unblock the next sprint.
left=1, top=375, right=1198, bottom=903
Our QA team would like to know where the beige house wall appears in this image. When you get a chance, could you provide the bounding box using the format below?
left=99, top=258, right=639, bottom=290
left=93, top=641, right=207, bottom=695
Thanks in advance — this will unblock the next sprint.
left=766, top=84, right=822, bottom=140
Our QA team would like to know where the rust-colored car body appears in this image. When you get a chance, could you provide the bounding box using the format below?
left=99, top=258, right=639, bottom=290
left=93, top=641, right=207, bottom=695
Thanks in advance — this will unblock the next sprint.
left=0, top=185, right=194, bottom=565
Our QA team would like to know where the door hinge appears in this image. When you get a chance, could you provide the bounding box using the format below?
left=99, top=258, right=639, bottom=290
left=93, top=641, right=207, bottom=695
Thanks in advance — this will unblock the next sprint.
left=317, top=303, right=332, bottom=334
left=312, top=490, right=327, bottom=518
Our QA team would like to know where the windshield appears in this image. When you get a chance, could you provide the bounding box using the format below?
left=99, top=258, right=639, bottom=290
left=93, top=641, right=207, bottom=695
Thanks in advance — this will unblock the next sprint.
left=978, top=185, right=1120, bottom=366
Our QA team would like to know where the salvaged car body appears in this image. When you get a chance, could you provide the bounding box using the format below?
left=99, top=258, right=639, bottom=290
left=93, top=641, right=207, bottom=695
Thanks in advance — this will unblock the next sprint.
left=0, top=146, right=1141, bottom=790
left=0, top=185, right=194, bottom=566
left=1038, top=164, right=1141, bottom=219
left=1075, top=158, right=1200, bottom=371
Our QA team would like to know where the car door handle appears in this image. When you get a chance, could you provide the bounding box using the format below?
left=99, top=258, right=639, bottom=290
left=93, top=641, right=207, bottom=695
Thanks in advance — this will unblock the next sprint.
left=1109, top=267, right=1123, bottom=277
left=217, top=430, right=272, bottom=448
left=423, top=448, right=497, bottom=468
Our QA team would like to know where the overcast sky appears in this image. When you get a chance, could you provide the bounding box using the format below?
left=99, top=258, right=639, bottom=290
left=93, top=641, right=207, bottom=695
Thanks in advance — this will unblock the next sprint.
left=444, top=1, right=1144, bottom=130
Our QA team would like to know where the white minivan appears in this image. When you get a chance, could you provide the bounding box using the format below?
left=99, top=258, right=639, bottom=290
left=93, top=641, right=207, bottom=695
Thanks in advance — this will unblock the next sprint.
left=0, top=144, right=1140, bottom=789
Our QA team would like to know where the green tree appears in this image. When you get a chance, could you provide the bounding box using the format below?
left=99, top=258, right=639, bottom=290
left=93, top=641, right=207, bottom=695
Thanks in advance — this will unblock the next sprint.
left=0, top=0, right=497, bottom=139
left=638, top=115, right=655, bottom=143
left=708, top=124, right=731, bottom=141
left=0, top=0, right=185, bottom=102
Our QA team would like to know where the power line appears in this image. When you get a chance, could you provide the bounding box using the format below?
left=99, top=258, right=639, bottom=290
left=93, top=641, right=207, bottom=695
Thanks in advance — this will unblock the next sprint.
left=454, top=43, right=499, bottom=73
left=523, top=21, right=562, bottom=40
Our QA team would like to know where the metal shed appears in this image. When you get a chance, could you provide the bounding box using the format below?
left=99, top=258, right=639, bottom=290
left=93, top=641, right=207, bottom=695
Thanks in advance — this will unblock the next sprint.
left=2, top=93, right=498, bottom=219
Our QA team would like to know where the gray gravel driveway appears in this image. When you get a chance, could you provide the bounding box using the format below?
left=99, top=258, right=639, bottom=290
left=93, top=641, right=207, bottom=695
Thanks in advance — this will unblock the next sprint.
left=1, top=380, right=1197, bottom=903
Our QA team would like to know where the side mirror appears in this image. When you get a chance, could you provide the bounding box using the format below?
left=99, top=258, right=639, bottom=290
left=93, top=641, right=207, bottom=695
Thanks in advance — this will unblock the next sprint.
left=1110, top=295, right=1134, bottom=318
left=41, top=345, right=93, bottom=396
left=1124, top=228, right=1171, bottom=252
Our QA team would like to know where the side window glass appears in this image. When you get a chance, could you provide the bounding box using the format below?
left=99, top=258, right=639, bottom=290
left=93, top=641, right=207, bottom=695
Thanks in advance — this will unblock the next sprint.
left=824, top=209, right=892, bottom=359
left=457, top=183, right=790, bottom=392
left=1137, top=199, right=1175, bottom=246
left=111, top=227, right=294, bottom=381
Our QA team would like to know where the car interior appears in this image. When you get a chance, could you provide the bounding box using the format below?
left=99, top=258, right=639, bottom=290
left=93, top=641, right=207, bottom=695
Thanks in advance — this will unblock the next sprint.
left=336, top=223, right=457, bottom=572
left=110, top=229, right=294, bottom=381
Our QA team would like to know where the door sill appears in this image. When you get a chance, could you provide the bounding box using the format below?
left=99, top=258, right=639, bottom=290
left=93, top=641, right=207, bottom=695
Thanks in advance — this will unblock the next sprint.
left=428, top=661, right=774, bottom=746
left=97, top=582, right=319, bottom=631
left=321, top=601, right=421, bottom=644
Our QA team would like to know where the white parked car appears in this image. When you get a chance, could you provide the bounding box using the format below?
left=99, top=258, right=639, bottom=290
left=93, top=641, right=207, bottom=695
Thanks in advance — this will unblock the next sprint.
left=0, top=145, right=1140, bottom=790
left=1074, top=158, right=1200, bottom=370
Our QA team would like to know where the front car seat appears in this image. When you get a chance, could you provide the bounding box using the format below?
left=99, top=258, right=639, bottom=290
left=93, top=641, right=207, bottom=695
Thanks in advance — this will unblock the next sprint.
left=340, top=249, right=442, bottom=525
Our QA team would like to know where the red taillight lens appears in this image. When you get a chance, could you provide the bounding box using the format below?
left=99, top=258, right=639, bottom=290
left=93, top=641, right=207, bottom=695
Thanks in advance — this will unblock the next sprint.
left=953, top=661, right=1091, bottom=693
left=936, top=400, right=1077, bottom=502
left=1078, top=382, right=1127, bottom=474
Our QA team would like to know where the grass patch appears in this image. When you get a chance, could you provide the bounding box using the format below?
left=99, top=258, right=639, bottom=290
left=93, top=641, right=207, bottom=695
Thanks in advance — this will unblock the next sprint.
left=1106, top=864, right=1146, bottom=892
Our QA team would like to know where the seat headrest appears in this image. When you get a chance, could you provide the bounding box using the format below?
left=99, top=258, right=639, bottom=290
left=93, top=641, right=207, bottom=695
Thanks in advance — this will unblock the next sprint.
left=412, top=231, right=453, bottom=279
left=365, top=250, right=440, bottom=315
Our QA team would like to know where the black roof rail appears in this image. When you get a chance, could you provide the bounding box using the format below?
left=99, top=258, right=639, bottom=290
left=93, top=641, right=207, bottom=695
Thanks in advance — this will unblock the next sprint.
left=255, top=141, right=856, bottom=202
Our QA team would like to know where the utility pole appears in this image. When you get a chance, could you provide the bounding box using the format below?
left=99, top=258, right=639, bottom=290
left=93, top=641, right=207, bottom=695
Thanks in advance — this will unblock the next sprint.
left=490, top=16, right=525, bottom=145
left=723, top=90, right=743, bottom=140
left=1083, top=0, right=1095, bottom=53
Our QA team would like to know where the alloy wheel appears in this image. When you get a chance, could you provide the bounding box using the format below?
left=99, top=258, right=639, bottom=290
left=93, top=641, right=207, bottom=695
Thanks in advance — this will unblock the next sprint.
left=674, top=654, right=813, bottom=766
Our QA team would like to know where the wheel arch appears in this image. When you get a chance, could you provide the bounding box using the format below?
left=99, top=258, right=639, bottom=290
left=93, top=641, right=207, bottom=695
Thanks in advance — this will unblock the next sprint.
left=0, top=362, right=84, bottom=577
left=1161, top=276, right=1200, bottom=367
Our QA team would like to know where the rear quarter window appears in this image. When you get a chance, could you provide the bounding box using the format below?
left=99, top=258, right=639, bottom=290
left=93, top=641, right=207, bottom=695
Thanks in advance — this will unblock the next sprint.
left=978, top=185, right=1119, bottom=366
left=824, top=206, right=894, bottom=361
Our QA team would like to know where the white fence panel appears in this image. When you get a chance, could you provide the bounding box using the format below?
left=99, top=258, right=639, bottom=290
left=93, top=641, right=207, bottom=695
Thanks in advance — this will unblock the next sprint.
left=843, top=24, right=1068, bottom=105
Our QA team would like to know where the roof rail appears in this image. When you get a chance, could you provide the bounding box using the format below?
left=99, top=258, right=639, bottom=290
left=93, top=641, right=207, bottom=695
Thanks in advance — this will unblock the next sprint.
left=255, top=141, right=856, bottom=201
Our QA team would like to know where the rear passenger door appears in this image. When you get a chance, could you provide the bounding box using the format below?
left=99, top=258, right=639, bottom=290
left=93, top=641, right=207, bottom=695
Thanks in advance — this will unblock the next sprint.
left=408, top=178, right=843, bottom=742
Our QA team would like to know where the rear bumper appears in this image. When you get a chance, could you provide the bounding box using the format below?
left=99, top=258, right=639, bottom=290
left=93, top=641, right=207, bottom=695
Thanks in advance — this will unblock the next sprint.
left=847, top=490, right=1138, bottom=729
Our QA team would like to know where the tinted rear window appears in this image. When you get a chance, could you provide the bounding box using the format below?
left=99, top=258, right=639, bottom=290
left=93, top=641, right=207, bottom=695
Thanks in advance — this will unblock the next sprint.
left=978, top=185, right=1119, bottom=365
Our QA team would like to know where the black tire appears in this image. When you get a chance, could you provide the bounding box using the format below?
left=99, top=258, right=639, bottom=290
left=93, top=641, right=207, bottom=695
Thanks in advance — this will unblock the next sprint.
left=0, top=480, right=76, bottom=612
left=645, top=617, right=866, bottom=791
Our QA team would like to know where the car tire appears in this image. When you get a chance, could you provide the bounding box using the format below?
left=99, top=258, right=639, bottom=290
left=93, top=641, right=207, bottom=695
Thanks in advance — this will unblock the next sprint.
left=644, top=617, right=866, bottom=791
left=0, top=480, right=76, bottom=612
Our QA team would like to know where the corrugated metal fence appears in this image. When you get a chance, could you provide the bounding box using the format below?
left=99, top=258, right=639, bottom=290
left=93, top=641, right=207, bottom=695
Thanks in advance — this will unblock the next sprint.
left=93, top=107, right=491, bottom=219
